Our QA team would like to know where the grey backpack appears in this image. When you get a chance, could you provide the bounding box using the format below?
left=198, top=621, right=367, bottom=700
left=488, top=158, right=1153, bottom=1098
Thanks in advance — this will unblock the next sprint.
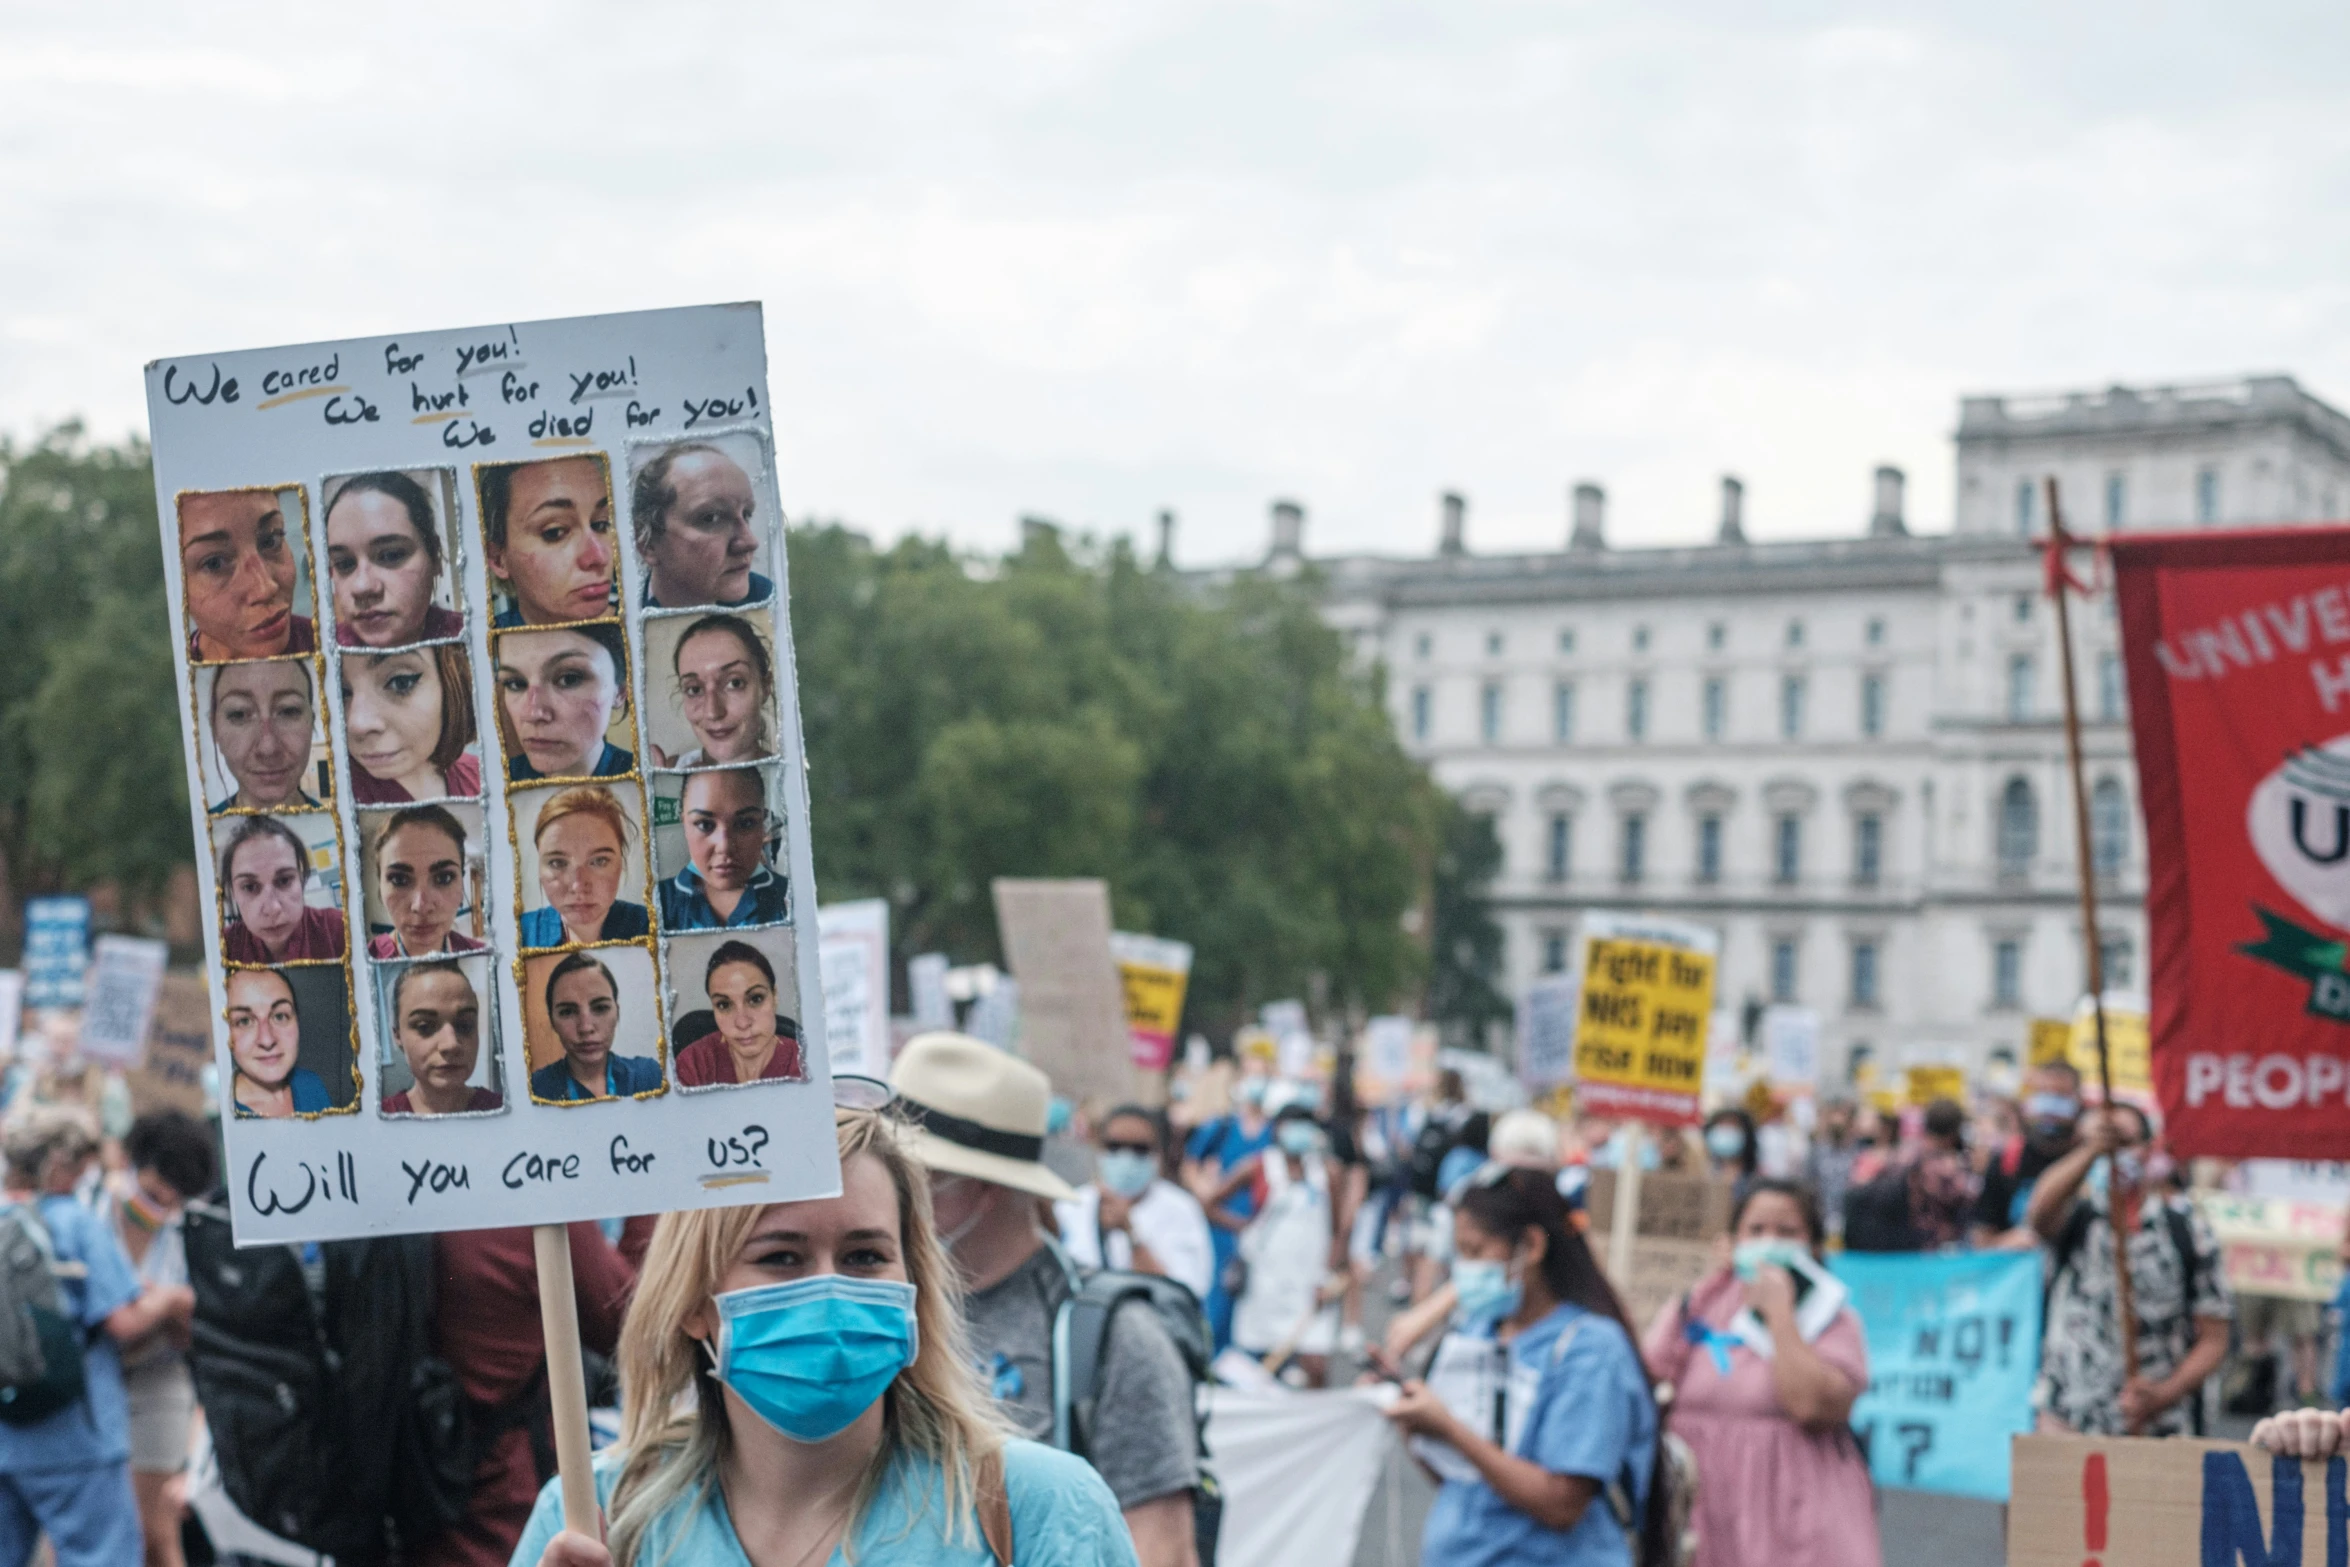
left=0, top=1204, right=87, bottom=1425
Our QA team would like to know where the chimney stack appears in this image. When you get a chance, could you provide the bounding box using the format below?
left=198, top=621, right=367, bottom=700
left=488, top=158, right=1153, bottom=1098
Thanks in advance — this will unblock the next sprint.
left=1269, top=498, right=1305, bottom=561
left=1869, top=465, right=1907, bottom=536
left=1570, top=482, right=1606, bottom=550
left=1717, top=475, right=1746, bottom=544
left=1155, top=508, right=1175, bottom=568
left=1439, top=491, right=1466, bottom=555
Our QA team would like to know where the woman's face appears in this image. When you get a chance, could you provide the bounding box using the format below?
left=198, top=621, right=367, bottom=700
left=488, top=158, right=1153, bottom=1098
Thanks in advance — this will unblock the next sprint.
left=536, top=811, right=626, bottom=940
left=549, top=968, right=619, bottom=1068
left=648, top=450, right=759, bottom=607
left=343, top=650, right=446, bottom=789
left=1734, top=1191, right=1814, bottom=1248
left=498, top=631, right=621, bottom=779
left=709, top=960, right=777, bottom=1054
left=228, top=835, right=307, bottom=955
left=708, top=1154, right=907, bottom=1302
left=211, top=662, right=313, bottom=807
left=490, top=457, right=615, bottom=625
left=225, top=970, right=300, bottom=1092
left=1449, top=1207, right=1530, bottom=1268
left=379, top=822, right=465, bottom=953
left=682, top=771, right=766, bottom=892
left=327, top=489, right=440, bottom=647
left=675, top=627, right=768, bottom=763
left=395, top=968, right=481, bottom=1101
left=181, top=491, right=300, bottom=658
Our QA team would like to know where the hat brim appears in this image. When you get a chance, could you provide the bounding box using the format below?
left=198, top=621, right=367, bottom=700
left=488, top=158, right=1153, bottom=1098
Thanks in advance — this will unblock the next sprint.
left=901, top=1122, right=1076, bottom=1202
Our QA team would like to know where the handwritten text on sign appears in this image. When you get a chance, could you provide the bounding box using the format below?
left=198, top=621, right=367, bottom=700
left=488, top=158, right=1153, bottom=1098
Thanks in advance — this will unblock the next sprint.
left=2011, top=1433, right=2350, bottom=1566
left=1571, top=912, right=1717, bottom=1126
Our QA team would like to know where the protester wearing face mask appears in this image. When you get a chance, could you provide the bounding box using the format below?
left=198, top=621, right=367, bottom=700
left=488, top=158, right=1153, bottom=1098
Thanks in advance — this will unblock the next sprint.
left=1700, top=1109, right=1758, bottom=1203
left=1182, top=1064, right=1276, bottom=1353
left=518, top=1104, right=1135, bottom=1567
left=1974, top=1060, right=2083, bottom=1248
left=1644, top=1179, right=1878, bottom=1567
left=2026, top=1103, right=2230, bottom=1436
left=1218, top=1100, right=1346, bottom=1387
left=1056, top=1106, right=1214, bottom=1302
left=890, top=1036, right=1202, bottom=1567
left=1803, top=1099, right=1862, bottom=1245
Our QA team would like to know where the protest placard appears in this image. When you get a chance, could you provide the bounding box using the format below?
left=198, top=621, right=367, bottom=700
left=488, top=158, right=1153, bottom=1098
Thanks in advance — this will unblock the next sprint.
left=2067, top=994, right=2152, bottom=1098
left=1569, top=912, right=1717, bottom=1125
left=22, top=896, right=89, bottom=1010
left=2010, top=1433, right=2344, bottom=1565
left=148, top=304, right=840, bottom=1245
left=1833, top=1250, right=2040, bottom=1500
left=1581, top=1170, right=1734, bottom=1242
left=1761, top=1004, right=1819, bottom=1090
left=1516, top=975, right=1579, bottom=1090
left=0, top=971, right=20, bottom=1059
left=79, top=934, right=170, bottom=1067
left=1905, top=1064, right=1966, bottom=1106
left=1110, top=931, right=1192, bottom=1072
left=817, top=899, right=891, bottom=1077
left=993, top=878, right=1132, bottom=1104
left=2028, top=1016, right=2073, bottom=1067
left=907, top=951, right=952, bottom=1030
left=128, top=971, right=213, bottom=1117
left=2196, top=1192, right=2346, bottom=1302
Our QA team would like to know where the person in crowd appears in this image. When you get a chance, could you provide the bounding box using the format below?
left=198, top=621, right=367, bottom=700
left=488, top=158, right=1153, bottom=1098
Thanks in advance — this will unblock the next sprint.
left=649, top=615, right=774, bottom=768
left=630, top=443, right=774, bottom=610
left=224, top=967, right=333, bottom=1117
left=1220, top=1100, right=1345, bottom=1387
left=1182, top=1062, right=1274, bottom=1350
left=218, top=816, right=345, bottom=964
left=482, top=456, right=616, bottom=628
left=177, top=488, right=314, bottom=661
left=1056, top=1105, right=1215, bottom=1301
left=1387, top=1163, right=1662, bottom=1567
left=2232, top=1289, right=2326, bottom=1416
left=205, top=659, right=320, bottom=814
left=517, top=1106, right=1133, bottom=1567
left=381, top=961, right=500, bottom=1116
left=2028, top=1103, right=2229, bottom=1435
left=1974, top=1059, right=2083, bottom=1247
left=518, top=785, right=651, bottom=948
left=1804, top=1097, right=1863, bottom=1246
left=497, top=623, right=634, bottom=782
left=1701, top=1108, right=1759, bottom=1198
left=1645, top=1179, right=1877, bottom=1567
left=2254, top=1406, right=2350, bottom=1458
left=367, top=805, right=487, bottom=958
left=528, top=952, right=663, bottom=1104
left=673, top=941, right=803, bottom=1088
left=655, top=767, right=789, bottom=930
left=890, top=1034, right=1199, bottom=1567
left=0, top=1107, right=196, bottom=1567
left=325, top=470, right=464, bottom=648
left=344, top=643, right=480, bottom=804
left=1905, top=1098, right=1978, bottom=1249
left=111, top=1112, right=213, bottom=1567
left=1490, top=1108, right=1562, bottom=1172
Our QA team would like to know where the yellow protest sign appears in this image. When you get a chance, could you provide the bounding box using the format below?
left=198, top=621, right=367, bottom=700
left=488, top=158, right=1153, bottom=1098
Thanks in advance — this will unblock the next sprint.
left=1109, top=932, right=1192, bottom=1073
left=1905, top=1065, right=1966, bottom=1106
left=1571, top=913, right=1718, bottom=1126
left=2067, top=1000, right=2152, bottom=1097
left=2027, top=1017, right=2073, bottom=1068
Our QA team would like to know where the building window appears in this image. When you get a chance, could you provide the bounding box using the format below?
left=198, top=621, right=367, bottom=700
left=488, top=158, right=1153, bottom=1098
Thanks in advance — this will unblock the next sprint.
left=1786, top=618, right=1805, bottom=648
left=2013, top=593, right=2032, bottom=624
left=1696, top=814, right=1722, bottom=884
left=2196, top=467, right=2219, bottom=526
left=1547, top=813, right=1572, bottom=882
left=1411, top=686, right=1431, bottom=741
left=1415, top=633, right=1431, bottom=659
left=2006, top=654, right=2034, bottom=722
left=1620, top=813, right=1647, bottom=884
left=1771, top=939, right=1799, bottom=1004
left=1707, top=621, right=1726, bottom=650
left=1866, top=616, right=1885, bottom=646
left=1992, top=938, right=2023, bottom=1009
left=1851, top=941, right=1880, bottom=1010
left=2105, top=471, right=2126, bottom=530
left=1553, top=681, right=1576, bottom=742
left=1702, top=677, right=1726, bottom=741
left=1480, top=681, right=1503, bottom=744
left=1486, top=631, right=1504, bottom=656
left=1860, top=673, right=1885, bottom=739
left=1854, top=813, right=1883, bottom=886
left=1997, top=777, right=2037, bottom=877
left=1774, top=814, right=1802, bottom=884
left=2097, top=650, right=2123, bottom=721
left=1542, top=930, right=1568, bottom=974
left=1627, top=678, right=1649, bottom=741
left=1633, top=625, right=1651, bottom=652
left=2091, top=776, right=2128, bottom=877
left=1558, top=629, right=1575, bottom=654
left=2015, top=478, right=2034, bottom=536
left=2101, top=932, right=2135, bottom=989
left=1780, top=674, right=1805, bottom=739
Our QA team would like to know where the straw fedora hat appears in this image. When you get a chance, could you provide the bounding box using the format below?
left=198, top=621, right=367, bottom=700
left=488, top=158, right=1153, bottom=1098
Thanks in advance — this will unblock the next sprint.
left=888, top=1032, right=1075, bottom=1202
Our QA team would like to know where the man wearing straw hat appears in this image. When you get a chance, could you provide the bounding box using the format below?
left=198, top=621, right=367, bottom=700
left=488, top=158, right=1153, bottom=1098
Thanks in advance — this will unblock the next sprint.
left=893, top=1033, right=1203, bottom=1567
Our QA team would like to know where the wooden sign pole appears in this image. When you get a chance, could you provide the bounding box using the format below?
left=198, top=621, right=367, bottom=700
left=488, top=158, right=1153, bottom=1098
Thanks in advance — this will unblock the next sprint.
left=1607, top=1123, right=1643, bottom=1287
left=534, top=1224, right=601, bottom=1537
left=2043, top=477, right=2141, bottom=1397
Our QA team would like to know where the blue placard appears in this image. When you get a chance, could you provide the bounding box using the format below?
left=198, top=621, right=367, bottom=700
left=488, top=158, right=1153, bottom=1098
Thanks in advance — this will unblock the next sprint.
left=1832, top=1249, right=2042, bottom=1501
left=21, top=896, right=90, bottom=1011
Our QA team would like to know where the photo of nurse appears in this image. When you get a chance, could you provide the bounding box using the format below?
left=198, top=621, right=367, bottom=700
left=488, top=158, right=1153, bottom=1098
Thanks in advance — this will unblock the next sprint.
left=177, top=486, right=316, bottom=662
left=652, top=765, right=789, bottom=930
left=628, top=435, right=774, bottom=610
left=666, top=932, right=804, bottom=1090
left=361, top=803, right=488, bottom=959
left=214, top=813, right=346, bottom=965
left=224, top=965, right=354, bottom=1118
left=643, top=611, right=777, bottom=769
left=323, top=469, right=465, bottom=649
left=341, top=643, right=482, bottom=804
left=377, top=957, right=503, bottom=1117
left=477, top=455, right=617, bottom=627
left=199, top=658, right=328, bottom=814
left=513, top=783, right=652, bottom=949
left=493, top=622, right=636, bottom=782
left=521, top=945, right=665, bottom=1105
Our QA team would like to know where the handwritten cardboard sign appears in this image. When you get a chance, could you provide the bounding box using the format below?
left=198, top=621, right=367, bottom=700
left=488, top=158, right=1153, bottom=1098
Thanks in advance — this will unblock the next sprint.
left=149, top=304, right=839, bottom=1242
left=993, top=878, right=1133, bottom=1105
left=2010, top=1433, right=2347, bottom=1565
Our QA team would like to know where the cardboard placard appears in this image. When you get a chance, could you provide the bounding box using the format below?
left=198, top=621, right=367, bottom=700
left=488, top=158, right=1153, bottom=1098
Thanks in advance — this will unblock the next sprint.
left=128, top=971, right=214, bottom=1118
left=2010, top=1432, right=2347, bottom=1565
left=1569, top=912, right=1717, bottom=1126
left=1583, top=1233, right=1716, bottom=1333
left=149, top=304, right=839, bottom=1242
left=992, top=878, right=1131, bottom=1105
left=1580, top=1170, right=1733, bottom=1243
left=2197, top=1192, right=2346, bottom=1302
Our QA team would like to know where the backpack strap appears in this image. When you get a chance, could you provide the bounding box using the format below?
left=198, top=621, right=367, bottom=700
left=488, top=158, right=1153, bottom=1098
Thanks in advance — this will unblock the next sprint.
left=976, top=1445, right=1014, bottom=1566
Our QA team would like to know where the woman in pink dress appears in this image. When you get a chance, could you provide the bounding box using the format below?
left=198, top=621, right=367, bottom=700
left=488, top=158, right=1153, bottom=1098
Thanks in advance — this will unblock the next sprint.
left=1642, top=1179, right=1880, bottom=1567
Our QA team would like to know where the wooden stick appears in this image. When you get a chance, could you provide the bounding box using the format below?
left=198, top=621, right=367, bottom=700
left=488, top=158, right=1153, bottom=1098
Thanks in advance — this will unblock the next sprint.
left=534, top=1223, right=601, bottom=1538
left=2043, top=477, right=2141, bottom=1394
left=1607, top=1123, right=1643, bottom=1288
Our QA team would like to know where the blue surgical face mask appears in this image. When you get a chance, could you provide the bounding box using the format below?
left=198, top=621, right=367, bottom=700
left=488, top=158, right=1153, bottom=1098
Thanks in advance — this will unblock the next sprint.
left=710, top=1275, right=919, bottom=1443
left=1704, top=1125, right=1748, bottom=1162
left=1276, top=1120, right=1320, bottom=1157
left=1453, top=1257, right=1523, bottom=1326
left=1097, top=1149, right=1156, bottom=1199
left=1236, top=1077, right=1268, bottom=1108
left=1732, top=1239, right=1810, bottom=1280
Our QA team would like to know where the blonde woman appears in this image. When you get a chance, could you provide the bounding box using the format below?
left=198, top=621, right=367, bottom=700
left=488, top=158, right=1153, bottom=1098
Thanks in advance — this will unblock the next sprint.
left=518, top=785, right=651, bottom=948
left=516, top=1108, right=1136, bottom=1567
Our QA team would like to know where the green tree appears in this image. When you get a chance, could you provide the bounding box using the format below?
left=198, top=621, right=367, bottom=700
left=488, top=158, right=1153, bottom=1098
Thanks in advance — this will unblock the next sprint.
left=1424, top=803, right=1510, bottom=1049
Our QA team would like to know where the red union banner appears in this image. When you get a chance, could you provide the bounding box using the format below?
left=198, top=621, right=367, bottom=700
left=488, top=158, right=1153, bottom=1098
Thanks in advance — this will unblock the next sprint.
left=2116, top=526, right=2350, bottom=1157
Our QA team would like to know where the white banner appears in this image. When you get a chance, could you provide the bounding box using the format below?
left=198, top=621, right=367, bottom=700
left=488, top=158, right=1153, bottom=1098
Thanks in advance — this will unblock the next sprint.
left=1206, top=1386, right=1398, bottom=1567
left=79, top=935, right=171, bottom=1067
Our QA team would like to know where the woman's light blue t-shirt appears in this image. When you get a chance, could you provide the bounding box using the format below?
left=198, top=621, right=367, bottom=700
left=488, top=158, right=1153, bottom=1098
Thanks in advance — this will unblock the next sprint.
left=509, top=1437, right=1137, bottom=1567
left=1420, top=1302, right=1658, bottom=1567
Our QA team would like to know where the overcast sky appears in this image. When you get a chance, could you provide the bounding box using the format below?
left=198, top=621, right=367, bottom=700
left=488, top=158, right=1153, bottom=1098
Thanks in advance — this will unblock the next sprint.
left=4, top=2, right=2346, bottom=563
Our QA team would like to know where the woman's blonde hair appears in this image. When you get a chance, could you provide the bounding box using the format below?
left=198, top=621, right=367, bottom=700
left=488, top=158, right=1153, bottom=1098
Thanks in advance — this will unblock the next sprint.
left=530, top=784, right=635, bottom=852
left=606, top=1108, right=1006, bottom=1567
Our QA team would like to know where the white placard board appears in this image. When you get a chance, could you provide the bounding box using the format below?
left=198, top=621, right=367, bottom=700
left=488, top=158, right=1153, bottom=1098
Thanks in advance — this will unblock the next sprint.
left=1516, top=977, right=1579, bottom=1089
left=1364, top=1015, right=1412, bottom=1084
left=817, top=899, right=891, bottom=1077
left=907, top=952, right=953, bottom=1031
left=1761, top=1005, right=1821, bottom=1090
left=79, top=936, right=171, bottom=1067
left=148, top=303, right=839, bottom=1243
left=0, top=972, right=20, bottom=1058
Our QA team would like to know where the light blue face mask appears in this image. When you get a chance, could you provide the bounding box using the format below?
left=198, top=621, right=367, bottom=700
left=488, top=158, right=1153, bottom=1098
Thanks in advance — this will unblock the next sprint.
left=1097, top=1149, right=1157, bottom=1199
left=710, top=1275, right=919, bottom=1443
left=1276, top=1120, right=1321, bottom=1157
left=1732, top=1239, right=1810, bottom=1281
left=1453, top=1257, right=1523, bottom=1326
